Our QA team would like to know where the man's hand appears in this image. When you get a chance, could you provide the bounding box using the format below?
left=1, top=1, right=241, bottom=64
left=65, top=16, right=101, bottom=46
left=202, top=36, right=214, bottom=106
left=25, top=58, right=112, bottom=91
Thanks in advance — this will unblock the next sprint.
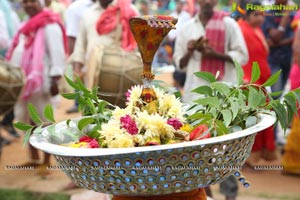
left=187, top=40, right=196, bottom=52
left=202, top=44, right=233, bottom=63
left=202, top=46, right=218, bottom=58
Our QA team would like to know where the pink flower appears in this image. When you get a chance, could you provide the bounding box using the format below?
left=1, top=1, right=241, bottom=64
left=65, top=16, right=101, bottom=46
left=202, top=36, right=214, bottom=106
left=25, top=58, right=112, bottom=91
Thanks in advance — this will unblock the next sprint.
left=120, top=115, right=138, bottom=135
left=167, top=118, right=183, bottom=130
left=88, top=139, right=100, bottom=148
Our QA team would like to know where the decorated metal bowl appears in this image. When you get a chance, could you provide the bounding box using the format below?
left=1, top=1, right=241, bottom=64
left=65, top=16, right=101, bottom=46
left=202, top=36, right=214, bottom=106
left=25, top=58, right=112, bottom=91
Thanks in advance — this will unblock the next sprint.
left=30, top=113, right=275, bottom=196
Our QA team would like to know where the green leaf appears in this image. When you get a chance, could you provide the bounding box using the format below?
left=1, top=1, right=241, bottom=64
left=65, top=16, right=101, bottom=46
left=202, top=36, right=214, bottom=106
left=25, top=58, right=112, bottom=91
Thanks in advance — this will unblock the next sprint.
left=270, top=91, right=282, bottom=98
left=61, top=92, right=80, bottom=100
left=229, top=97, right=240, bottom=119
left=211, top=82, right=231, bottom=95
left=97, top=100, right=109, bottom=113
left=234, top=60, right=244, bottom=85
left=76, top=77, right=92, bottom=97
left=13, top=122, right=33, bottom=131
left=188, top=112, right=212, bottom=121
left=283, top=93, right=297, bottom=121
left=44, top=104, right=55, bottom=122
left=97, top=113, right=112, bottom=122
left=215, top=120, right=229, bottom=136
left=221, top=109, right=233, bottom=126
left=250, top=62, right=261, bottom=83
left=262, top=70, right=281, bottom=87
left=92, top=86, right=99, bottom=98
left=191, top=85, right=213, bottom=96
left=269, top=101, right=288, bottom=132
left=27, top=103, right=42, bottom=124
left=78, top=117, right=95, bottom=131
left=64, top=75, right=79, bottom=90
left=194, top=72, right=216, bottom=83
left=194, top=97, right=220, bottom=108
left=292, top=88, right=300, bottom=105
left=23, top=128, right=33, bottom=145
left=257, top=88, right=267, bottom=106
left=248, top=86, right=260, bottom=108
left=88, top=125, right=101, bottom=138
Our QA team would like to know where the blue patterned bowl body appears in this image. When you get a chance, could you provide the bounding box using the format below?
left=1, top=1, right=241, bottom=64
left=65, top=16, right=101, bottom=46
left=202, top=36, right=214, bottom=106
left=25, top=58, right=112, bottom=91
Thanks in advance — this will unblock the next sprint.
left=30, top=113, right=275, bottom=196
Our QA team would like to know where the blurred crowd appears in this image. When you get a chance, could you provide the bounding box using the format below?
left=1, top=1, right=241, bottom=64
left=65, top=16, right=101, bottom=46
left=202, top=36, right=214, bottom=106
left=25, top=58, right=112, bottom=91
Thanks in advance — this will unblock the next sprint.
left=0, top=0, right=300, bottom=199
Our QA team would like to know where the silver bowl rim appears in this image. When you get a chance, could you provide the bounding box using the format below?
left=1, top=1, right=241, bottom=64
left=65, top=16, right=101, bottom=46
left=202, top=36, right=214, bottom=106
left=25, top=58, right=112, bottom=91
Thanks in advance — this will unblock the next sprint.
left=29, top=112, right=276, bottom=157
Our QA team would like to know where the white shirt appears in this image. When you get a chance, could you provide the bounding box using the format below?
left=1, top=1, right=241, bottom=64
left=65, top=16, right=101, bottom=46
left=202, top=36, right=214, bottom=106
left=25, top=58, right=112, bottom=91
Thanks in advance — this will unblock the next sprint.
left=168, top=10, right=191, bottom=41
left=64, top=0, right=94, bottom=37
left=173, top=15, right=249, bottom=103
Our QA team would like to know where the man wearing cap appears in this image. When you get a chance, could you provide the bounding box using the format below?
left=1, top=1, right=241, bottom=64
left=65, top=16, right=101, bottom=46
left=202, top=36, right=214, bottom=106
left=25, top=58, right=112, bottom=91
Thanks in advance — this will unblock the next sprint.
left=5, top=0, right=68, bottom=174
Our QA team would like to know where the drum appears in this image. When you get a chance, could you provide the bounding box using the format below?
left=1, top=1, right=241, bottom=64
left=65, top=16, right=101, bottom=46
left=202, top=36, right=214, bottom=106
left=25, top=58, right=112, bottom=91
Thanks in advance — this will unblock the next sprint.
left=0, top=60, right=24, bottom=115
left=87, top=45, right=143, bottom=108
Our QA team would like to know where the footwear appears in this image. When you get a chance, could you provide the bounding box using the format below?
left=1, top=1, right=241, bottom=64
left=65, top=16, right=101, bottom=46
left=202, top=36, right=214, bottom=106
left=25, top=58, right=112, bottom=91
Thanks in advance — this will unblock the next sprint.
left=2, top=125, right=20, bottom=138
left=66, top=106, right=78, bottom=114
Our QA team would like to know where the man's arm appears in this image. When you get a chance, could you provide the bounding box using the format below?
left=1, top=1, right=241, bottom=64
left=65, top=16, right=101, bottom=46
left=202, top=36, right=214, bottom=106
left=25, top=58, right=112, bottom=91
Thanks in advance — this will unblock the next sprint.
left=70, top=15, right=87, bottom=79
left=268, top=14, right=290, bottom=44
left=67, top=36, right=76, bottom=54
left=45, top=24, right=66, bottom=96
left=202, top=46, right=233, bottom=63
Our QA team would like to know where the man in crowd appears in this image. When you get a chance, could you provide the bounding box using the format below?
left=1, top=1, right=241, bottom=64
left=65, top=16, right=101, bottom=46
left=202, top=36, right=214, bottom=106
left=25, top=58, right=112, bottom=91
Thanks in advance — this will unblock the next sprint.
left=6, top=0, right=67, bottom=175
left=64, top=0, right=95, bottom=114
left=173, top=0, right=248, bottom=199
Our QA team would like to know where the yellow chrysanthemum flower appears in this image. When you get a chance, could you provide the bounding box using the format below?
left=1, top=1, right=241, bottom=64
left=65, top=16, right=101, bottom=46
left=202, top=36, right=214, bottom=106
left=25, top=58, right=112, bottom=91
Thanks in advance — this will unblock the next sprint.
left=180, top=124, right=193, bottom=133
left=108, top=134, right=135, bottom=148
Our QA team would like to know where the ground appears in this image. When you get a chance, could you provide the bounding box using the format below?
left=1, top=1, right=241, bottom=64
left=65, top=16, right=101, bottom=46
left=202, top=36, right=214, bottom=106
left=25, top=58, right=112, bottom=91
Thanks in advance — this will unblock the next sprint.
left=0, top=70, right=299, bottom=200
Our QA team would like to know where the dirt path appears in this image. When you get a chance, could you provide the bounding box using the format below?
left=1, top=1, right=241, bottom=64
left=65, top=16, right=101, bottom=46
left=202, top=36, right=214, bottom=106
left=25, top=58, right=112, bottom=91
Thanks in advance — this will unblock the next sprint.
left=0, top=72, right=299, bottom=200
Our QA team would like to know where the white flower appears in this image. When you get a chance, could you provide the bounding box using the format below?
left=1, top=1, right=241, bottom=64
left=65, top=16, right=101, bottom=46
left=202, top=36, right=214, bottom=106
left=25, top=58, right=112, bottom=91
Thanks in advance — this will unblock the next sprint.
left=112, top=107, right=131, bottom=121
left=126, top=85, right=143, bottom=107
left=158, top=93, right=184, bottom=120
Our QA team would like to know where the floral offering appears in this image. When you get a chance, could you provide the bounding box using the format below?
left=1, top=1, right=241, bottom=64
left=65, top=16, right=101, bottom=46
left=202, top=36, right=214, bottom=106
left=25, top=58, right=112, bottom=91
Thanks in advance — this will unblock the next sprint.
left=66, top=85, right=210, bottom=149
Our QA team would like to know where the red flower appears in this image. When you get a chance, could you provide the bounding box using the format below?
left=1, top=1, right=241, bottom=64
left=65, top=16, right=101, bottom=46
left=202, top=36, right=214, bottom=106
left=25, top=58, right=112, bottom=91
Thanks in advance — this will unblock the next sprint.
left=189, top=125, right=211, bottom=141
left=79, top=136, right=100, bottom=148
left=167, top=118, right=183, bottom=130
left=120, top=115, right=138, bottom=135
left=79, top=136, right=93, bottom=143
